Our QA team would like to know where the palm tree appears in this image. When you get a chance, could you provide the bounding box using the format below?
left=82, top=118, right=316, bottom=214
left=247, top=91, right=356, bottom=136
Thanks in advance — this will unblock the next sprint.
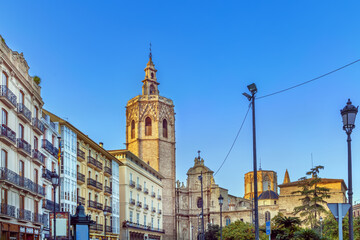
left=273, top=213, right=301, bottom=239
left=293, top=228, right=321, bottom=240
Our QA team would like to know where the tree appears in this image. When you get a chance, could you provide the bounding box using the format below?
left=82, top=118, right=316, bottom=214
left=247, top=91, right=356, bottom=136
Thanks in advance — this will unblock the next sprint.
left=204, top=224, right=220, bottom=240
left=33, top=76, right=41, bottom=85
left=292, top=165, right=330, bottom=228
left=272, top=213, right=301, bottom=239
left=322, top=211, right=360, bottom=240
left=293, top=228, right=321, bottom=240
left=222, top=220, right=267, bottom=240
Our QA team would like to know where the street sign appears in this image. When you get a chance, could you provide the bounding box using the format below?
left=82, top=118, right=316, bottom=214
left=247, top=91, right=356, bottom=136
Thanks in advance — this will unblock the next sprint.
left=327, top=203, right=351, bottom=240
left=266, top=221, right=271, bottom=235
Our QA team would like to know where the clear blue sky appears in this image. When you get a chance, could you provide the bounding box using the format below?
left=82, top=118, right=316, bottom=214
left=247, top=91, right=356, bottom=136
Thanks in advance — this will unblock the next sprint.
left=1, top=1, right=360, bottom=201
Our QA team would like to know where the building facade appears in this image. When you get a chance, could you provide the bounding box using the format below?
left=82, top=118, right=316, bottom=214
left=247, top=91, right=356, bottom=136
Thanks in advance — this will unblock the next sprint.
left=40, top=113, right=60, bottom=240
left=110, top=149, right=164, bottom=240
left=0, top=35, right=45, bottom=239
left=125, top=55, right=176, bottom=240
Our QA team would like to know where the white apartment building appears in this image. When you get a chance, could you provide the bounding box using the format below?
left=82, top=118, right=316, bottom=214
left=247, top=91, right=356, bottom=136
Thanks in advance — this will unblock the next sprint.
left=0, top=35, right=45, bottom=239
left=109, top=149, right=164, bottom=240
left=40, top=114, right=60, bottom=240
left=112, top=159, right=120, bottom=236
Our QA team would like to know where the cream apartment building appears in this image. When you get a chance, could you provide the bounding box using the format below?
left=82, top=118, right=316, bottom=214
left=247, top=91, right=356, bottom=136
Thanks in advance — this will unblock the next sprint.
left=0, top=35, right=45, bottom=239
left=110, top=149, right=164, bottom=240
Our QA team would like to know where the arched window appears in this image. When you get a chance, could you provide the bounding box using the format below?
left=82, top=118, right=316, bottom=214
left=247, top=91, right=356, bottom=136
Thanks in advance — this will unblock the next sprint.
left=225, top=217, right=231, bottom=226
left=131, top=120, right=135, bottom=139
left=150, top=85, right=155, bottom=95
left=162, top=119, right=168, bottom=138
left=265, top=211, right=271, bottom=222
left=145, top=117, right=152, bottom=136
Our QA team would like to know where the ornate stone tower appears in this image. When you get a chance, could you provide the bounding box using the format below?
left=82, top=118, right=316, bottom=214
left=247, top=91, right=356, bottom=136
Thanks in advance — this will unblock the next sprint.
left=126, top=53, right=176, bottom=239
left=244, top=170, right=278, bottom=199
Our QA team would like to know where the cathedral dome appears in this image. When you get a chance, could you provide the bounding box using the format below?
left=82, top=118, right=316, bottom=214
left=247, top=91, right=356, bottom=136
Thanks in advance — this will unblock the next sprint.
left=258, top=190, right=279, bottom=200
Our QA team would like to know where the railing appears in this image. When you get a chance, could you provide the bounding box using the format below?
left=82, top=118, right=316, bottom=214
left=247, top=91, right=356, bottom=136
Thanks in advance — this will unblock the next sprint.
left=77, top=172, right=85, bottom=183
left=157, top=195, right=162, bottom=200
left=43, top=199, right=60, bottom=212
left=32, top=118, right=45, bottom=133
left=0, top=167, right=45, bottom=196
left=95, top=159, right=103, bottom=170
left=144, top=204, right=149, bottom=210
left=18, top=209, right=32, bottom=221
left=87, top=178, right=97, bottom=188
left=43, top=214, right=49, bottom=228
left=105, top=186, right=112, bottom=195
left=136, top=184, right=142, bottom=191
left=42, top=139, right=58, bottom=157
left=136, top=201, right=142, bottom=208
left=0, top=124, right=16, bottom=143
left=77, top=196, right=85, bottom=206
left=104, top=205, right=112, bottom=213
left=42, top=168, right=52, bottom=181
left=96, top=181, right=103, bottom=191
left=0, top=203, right=16, bottom=218
left=17, top=103, right=31, bottom=122
left=33, top=213, right=43, bottom=224
left=158, top=209, right=162, bottom=215
left=123, top=221, right=165, bottom=234
left=129, top=198, right=135, bottom=205
left=17, top=138, right=31, bottom=155
left=151, top=192, right=156, bottom=198
left=144, top=188, right=149, bottom=194
left=129, top=180, right=135, bottom=188
left=96, top=202, right=103, bottom=210
left=0, top=85, right=17, bottom=107
left=90, top=223, right=103, bottom=231
left=50, top=121, right=56, bottom=130
left=105, top=225, right=112, bottom=233
left=151, top=207, right=156, bottom=213
left=88, top=156, right=103, bottom=170
left=77, top=148, right=85, bottom=160
left=88, top=200, right=97, bottom=209
left=104, top=166, right=112, bottom=175
left=32, top=149, right=45, bottom=165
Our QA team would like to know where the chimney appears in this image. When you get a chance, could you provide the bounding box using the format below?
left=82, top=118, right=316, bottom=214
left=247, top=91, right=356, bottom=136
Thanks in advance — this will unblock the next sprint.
left=99, top=142, right=103, bottom=148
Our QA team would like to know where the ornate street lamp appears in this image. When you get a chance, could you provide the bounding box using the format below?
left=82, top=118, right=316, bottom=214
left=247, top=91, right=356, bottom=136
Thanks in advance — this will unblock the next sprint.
left=319, top=216, right=323, bottom=238
left=103, top=208, right=109, bottom=240
left=51, top=171, right=59, bottom=240
left=218, top=194, right=224, bottom=240
left=340, top=99, right=358, bottom=240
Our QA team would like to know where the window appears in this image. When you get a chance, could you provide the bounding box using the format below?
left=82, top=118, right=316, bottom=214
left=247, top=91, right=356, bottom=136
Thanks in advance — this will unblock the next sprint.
left=151, top=217, right=154, bottom=229
left=145, top=117, right=152, bottom=136
left=225, top=217, right=231, bottom=226
left=34, top=106, right=38, bottom=119
left=130, top=191, right=132, bottom=200
left=265, top=211, right=271, bottom=222
left=88, top=193, right=91, bottom=201
left=34, top=169, right=38, bottom=185
left=19, top=195, right=24, bottom=210
left=144, top=197, right=146, bottom=204
left=19, top=160, right=24, bottom=177
left=163, top=119, right=168, bottom=138
left=19, top=124, right=24, bottom=139
left=137, top=177, right=139, bottom=185
left=34, top=200, right=39, bottom=214
left=150, top=84, right=155, bottom=94
left=1, top=189, right=7, bottom=205
left=1, top=150, right=7, bottom=168
left=52, top=135, right=55, bottom=145
left=1, top=109, right=7, bottom=125
left=158, top=219, right=160, bottom=230
left=144, top=215, right=147, bottom=226
left=19, top=90, right=24, bottom=105
left=137, top=194, right=139, bottom=202
left=130, top=173, right=132, bottom=181
left=136, top=213, right=140, bottom=225
left=131, top=120, right=135, bottom=139
left=129, top=211, right=133, bottom=222
left=1, top=72, right=8, bottom=86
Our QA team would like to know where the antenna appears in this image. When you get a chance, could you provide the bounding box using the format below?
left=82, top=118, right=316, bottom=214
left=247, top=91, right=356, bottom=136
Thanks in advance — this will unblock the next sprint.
left=149, top=42, right=152, bottom=59
left=198, top=150, right=201, bottom=159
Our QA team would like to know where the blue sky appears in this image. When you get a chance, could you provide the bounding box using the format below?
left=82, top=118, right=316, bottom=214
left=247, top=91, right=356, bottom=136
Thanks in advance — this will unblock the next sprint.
left=1, top=1, right=360, bottom=201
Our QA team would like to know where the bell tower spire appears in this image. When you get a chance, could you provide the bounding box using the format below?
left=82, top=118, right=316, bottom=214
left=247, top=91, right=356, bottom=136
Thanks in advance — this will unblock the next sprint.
left=142, top=43, right=159, bottom=95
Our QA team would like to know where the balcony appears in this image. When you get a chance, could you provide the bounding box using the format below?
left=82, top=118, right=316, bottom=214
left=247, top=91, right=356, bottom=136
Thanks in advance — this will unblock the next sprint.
left=144, top=188, right=149, bottom=194
left=77, top=172, right=85, bottom=184
left=32, top=149, right=45, bottom=166
left=144, top=204, right=149, bottom=210
left=96, top=181, right=103, bottom=191
left=0, top=167, right=45, bottom=197
left=77, top=148, right=85, bottom=162
left=42, top=168, right=52, bottom=182
left=151, top=192, right=156, bottom=198
left=0, top=85, right=17, bottom=108
left=88, top=200, right=97, bottom=210
left=17, top=209, right=32, bottom=222
left=158, top=209, right=162, bottom=215
left=129, top=198, right=135, bottom=205
left=0, top=203, right=16, bottom=219
left=96, top=202, right=103, bottom=211
left=87, top=178, right=97, bottom=190
left=77, top=196, right=85, bottom=206
left=32, top=118, right=45, bottom=135
left=129, top=180, right=135, bottom=188
left=157, top=195, right=162, bottom=201
left=42, top=199, right=60, bottom=212
left=151, top=207, right=156, bottom=213
left=105, top=225, right=112, bottom=233
left=17, top=138, right=31, bottom=157
left=90, top=223, right=103, bottom=232
left=104, top=166, right=112, bottom=176
left=136, top=184, right=142, bottom=191
left=123, top=221, right=165, bottom=234
left=136, top=201, right=142, bottom=208
left=104, top=186, right=112, bottom=195
left=104, top=205, right=112, bottom=213
left=33, top=213, right=43, bottom=225
left=0, top=124, right=16, bottom=146
left=17, top=103, right=31, bottom=123
left=42, top=139, right=58, bottom=158
left=87, top=156, right=103, bottom=171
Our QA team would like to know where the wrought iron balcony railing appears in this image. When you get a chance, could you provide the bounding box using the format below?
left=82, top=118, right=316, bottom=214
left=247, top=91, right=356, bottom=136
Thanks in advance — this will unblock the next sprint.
left=129, top=180, right=135, bottom=188
left=144, top=204, right=149, bottom=210
left=123, top=221, right=165, bottom=234
left=157, top=195, right=162, bottom=200
left=144, top=188, right=149, bottom=194
left=42, top=199, right=60, bottom=212
left=18, top=209, right=32, bottom=221
left=17, top=103, right=31, bottom=122
left=32, top=149, right=45, bottom=165
left=32, top=118, right=45, bottom=134
left=77, top=172, right=85, bottom=183
left=90, top=223, right=103, bottom=231
left=129, top=198, right=135, bottom=205
left=104, top=205, right=112, bottom=213
left=77, top=148, right=85, bottom=160
left=105, top=225, right=112, bottom=233
left=17, top=138, right=31, bottom=156
left=87, top=156, right=102, bottom=170
left=0, top=124, right=16, bottom=144
left=0, top=203, right=16, bottom=218
left=0, top=85, right=17, bottom=107
left=77, top=196, right=85, bottom=206
left=151, top=192, right=156, bottom=198
left=42, top=168, right=52, bottom=182
left=96, top=202, right=103, bottom=210
left=104, top=166, right=112, bottom=175
left=105, top=186, right=112, bottom=195
left=87, top=178, right=97, bottom=188
left=136, top=184, right=142, bottom=191
left=41, top=139, right=58, bottom=158
left=136, top=201, right=142, bottom=208
left=33, top=213, right=43, bottom=224
left=158, top=209, right=162, bottom=215
left=96, top=181, right=103, bottom=191
left=151, top=207, right=156, bottom=213
left=88, top=200, right=97, bottom=209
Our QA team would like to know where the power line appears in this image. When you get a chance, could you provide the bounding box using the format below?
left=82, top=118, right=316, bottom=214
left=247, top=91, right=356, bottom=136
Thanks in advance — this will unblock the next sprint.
left=214, top=103, right=252, bottom=176
left=256, top=58, right=360, bottom=100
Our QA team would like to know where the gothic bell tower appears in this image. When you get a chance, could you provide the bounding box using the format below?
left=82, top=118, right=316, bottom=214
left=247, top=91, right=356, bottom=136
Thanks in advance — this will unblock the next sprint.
left=125, top=51, right=176, bottom=239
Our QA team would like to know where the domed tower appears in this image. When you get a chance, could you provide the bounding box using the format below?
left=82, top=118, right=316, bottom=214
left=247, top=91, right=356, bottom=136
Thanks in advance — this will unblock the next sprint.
left=125, top=52, right=176, bottom=239
left=244, top=170, right=278, bottom=199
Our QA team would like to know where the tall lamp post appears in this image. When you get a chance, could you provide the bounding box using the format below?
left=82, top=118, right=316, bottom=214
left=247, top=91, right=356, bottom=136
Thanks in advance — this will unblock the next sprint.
left=103, top=209, right=109, bottom=240
left=340, top=99, right=358, bottom=240
left=319, top=216, right=323, bottom=238
left=218, top=194, right=223, bottom=240
left=51, top=171, right=59, bottom=240
left=243, top=83, right=259, bottom=240
left=198, top=171, right=205, bottom=240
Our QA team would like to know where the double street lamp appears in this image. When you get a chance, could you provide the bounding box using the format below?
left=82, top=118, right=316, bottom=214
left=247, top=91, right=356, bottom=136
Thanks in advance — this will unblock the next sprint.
left=51, top=171, right=59, bottom=240
left=218, top=194, right=223, bottom=240
left=103, top=208, right=109, bottom=240
left=340, top=99, right=358, bottom=240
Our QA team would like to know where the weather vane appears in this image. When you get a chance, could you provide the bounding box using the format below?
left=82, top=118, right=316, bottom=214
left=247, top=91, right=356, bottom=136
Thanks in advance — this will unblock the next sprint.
left=198, top=150, right=201, bottom=159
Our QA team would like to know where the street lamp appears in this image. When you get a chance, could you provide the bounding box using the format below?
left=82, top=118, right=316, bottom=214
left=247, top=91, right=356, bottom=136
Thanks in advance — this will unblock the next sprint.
left=243, top=83, right=259, bottom=240
left=340, top=99, right=358, bottom=240
left=218, top=194, right=224, bottom=240
left=51, top=171, right=59, bottom=240
left=319, top=216, right=323, bottom=237
left=103, top=208, right=109, bottom=240
left=198, top=171, right=205, bottom=240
